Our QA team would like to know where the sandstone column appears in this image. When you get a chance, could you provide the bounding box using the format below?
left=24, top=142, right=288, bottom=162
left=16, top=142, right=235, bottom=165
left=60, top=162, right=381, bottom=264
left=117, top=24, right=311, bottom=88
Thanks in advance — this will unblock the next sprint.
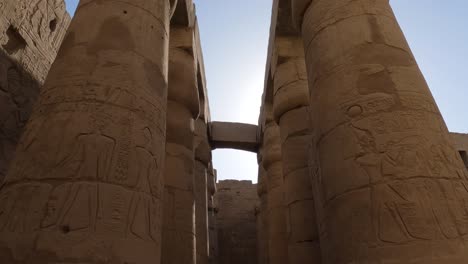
left=292, top=0, right=468, bottom=263
left=262, top=107, right=288, bottom=264
left=161, top=25, right=200, bottom=264
left=0, top=0, right=172, bottom=263
left=194, top=118, right=212, bottom=264
left=0, top=0, right=71, bottom=183
left=272, top=36, right=321, bottom=263
left=208, top=166, right=219, bottom=264
left=256, top=161, right=269, bottom=264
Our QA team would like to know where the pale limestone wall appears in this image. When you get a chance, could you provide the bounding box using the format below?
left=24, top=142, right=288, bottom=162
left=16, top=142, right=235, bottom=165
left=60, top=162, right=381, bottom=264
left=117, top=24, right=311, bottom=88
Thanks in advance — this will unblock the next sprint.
left=451, top=132, right=468, bottom=168
left=216, top=180, right=258, bottom=264
left=0, top=0, right=70, bottom=182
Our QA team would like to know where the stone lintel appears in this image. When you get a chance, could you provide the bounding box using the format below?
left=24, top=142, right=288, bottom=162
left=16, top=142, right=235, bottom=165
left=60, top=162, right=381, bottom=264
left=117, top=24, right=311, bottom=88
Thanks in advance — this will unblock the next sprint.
left=451, top=132, right=468, bottom=168
left=209, top=122, right=259, bottom=153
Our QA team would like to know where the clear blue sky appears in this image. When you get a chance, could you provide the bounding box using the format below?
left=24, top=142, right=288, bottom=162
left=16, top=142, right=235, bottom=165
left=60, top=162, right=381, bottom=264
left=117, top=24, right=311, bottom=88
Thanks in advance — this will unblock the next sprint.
left=65, top=0, right=468, bottom=183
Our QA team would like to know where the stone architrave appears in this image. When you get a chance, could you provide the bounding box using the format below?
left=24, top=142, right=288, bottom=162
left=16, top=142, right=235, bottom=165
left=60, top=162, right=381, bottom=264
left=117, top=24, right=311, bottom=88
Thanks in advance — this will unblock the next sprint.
left=272, top=36, right=321, bottom=263
left=292, top=0, right=468, bottom=262
left=262, top=110, right=288, bottom=264
left=0, top=0, right=71, bottom=182
left=194, top=118, right=212, bottom=264
left=0, top=0, right=173, bottom=263
left=161, top=25, right=200, bottom=264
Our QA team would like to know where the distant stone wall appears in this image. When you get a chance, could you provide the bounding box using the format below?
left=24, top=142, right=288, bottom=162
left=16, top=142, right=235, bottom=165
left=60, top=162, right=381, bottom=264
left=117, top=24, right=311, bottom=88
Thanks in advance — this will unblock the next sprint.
left=451, top=132, right=468, bottom=169
left=0, top=0, right=70, bottom=181
left=216, top=180, right=258, bottom=264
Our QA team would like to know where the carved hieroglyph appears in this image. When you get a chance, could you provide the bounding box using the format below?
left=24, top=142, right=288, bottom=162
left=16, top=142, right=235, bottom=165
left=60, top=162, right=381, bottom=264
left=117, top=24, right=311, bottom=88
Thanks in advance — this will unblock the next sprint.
left=292, top=0, right=468, bottom=262
left=0, top=0, right=171, bottom=263
left=0, top=0, right=70, bottom=182
left=272, top=36, right=321, bottom=263
left=262, top=115, right=288, bottom=264
left=161, top=25, right=200, bottom=264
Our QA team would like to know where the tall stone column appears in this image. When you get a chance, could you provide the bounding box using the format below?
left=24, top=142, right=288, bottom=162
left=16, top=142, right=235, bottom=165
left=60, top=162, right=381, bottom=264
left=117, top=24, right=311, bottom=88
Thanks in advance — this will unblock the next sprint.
left=207, top=166, right=219, bottom=264
left=194, top=118, right=212, bottom=264
left=256, top=161, right=269, bottom=264
left=292, top=0, right=468, bottom=263
left=262, top=109, right=288, bottom=264
left=272, top=36, right=321, bottom=263
left=0, top=0, right=71, bottom=183
left=161, top=25, right=200, bottom=264
left=0, top=0, right=172, bottom=263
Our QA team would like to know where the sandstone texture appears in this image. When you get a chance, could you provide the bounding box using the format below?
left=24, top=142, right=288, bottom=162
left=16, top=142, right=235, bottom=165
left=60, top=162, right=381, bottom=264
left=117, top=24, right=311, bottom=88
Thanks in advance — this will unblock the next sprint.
left=161, top=2, right=214, bottom=264
left=0, top=0, right=466, bottom=264
left=0, top=0, right=70, bottom=183
left=210, top=122, right=259, bottom=152
left=268, top=2, right=321, bottom=260
left=194, top=119, right=212, bottom=264
left=256, top=161, right=269, bottom=264
left=0, top=0, right=172, bottom=262
left=207, top=167, right=219, bottom=264
left=294, top=0, right=468, bottom=262
left=452, top=132, right=468, bottom=169
left=216, top=180, right=258, bottom=264
left=259, top=104, right=289, bottom=264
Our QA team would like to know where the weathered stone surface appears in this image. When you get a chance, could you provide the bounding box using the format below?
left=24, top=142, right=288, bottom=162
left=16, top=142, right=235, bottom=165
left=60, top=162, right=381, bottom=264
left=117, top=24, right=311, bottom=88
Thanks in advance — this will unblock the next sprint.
left=262, top=122, right=288, bottom=264
left=162, top=19, right=200, bottom=264
left=194, top=118, right=211, bottom=264
left=1, top=1, right=466, bottom=263
left=294, top=0, right=468, bottom=262
left=210, top=121, right=259, bottom=153
left=256, top=162, right=269, bottom=264
left=207, top=166, right=219, bottom=264
left=272, top=34, right=321, bottom=263
left=216, top=180, right=258, bottom=264
left=194, top=160, right=209, bottom=264
left=0, top=0, right=70, bottom=182
left=162, top=115, right=196, bottom=264
left=196, top=118, right=212, bottom=165
left=452, top=133, right=468, bottom=169
left=0, top=0, right=171, bottom=262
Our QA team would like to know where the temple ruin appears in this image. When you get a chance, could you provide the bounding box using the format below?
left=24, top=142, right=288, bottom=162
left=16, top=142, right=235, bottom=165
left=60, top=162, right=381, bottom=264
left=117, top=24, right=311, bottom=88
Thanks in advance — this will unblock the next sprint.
left=0, top=0, right=467, bottom=263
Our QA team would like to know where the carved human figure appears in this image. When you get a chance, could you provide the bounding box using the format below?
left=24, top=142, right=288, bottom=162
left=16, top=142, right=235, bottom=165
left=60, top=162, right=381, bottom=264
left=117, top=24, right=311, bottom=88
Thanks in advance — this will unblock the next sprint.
left=0, top=0, right=173, bottom=263
left=291, top=0, right=468, bottom=262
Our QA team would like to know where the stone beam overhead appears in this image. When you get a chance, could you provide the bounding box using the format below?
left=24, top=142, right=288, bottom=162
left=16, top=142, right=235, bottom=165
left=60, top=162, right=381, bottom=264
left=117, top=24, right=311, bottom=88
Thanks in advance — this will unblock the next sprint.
left=452, top=133, right=468, bottom=151
left=451, top=132, right=468, bottom=169
left=209, top=122, right=259, bottom=153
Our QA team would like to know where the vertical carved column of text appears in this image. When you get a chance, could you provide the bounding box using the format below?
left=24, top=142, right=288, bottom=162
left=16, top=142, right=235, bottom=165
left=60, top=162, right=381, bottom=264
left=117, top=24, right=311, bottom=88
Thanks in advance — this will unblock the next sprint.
left=161, top=27, right=200, bottom=264
left=262, top=114, right=288, bottom=264
left=294, top=0, right=468, bottom=263
left=0, top=0, right=171, bottom=263
left=272, top=36, right=321, bottom=264
left=194, top=118, right=212, bottom=264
